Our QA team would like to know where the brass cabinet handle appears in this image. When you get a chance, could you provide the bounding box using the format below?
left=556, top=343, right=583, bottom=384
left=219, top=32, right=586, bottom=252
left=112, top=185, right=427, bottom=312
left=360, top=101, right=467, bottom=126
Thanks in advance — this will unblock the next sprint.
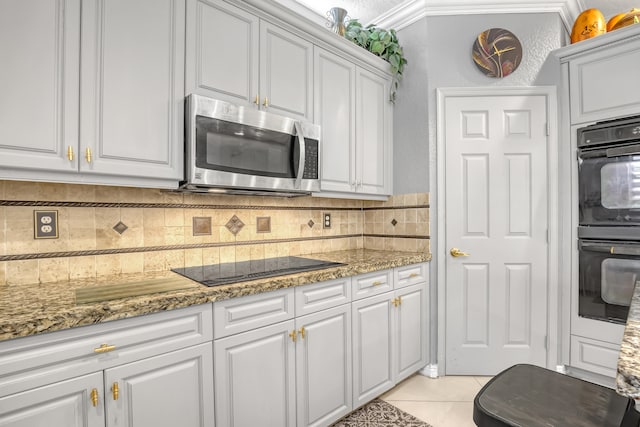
left=372, top=280, right=382, bottom=286
left=67, top=146, right=75, bottom=161
left=254, top=95, right=259, bottom=105
left=392, top=297, right=400, bottom=308
left=450, top=247, right=470, bottom=257
left=90, top=388, right=99, bottom=407
left=298, top=326, right=306, bottom=340
left=409, top=273, right=418, bottom=278
left=112, top=382, right=119, bottom=400
left=94, top=343, right=116, bottom=353
left=263, top=97, right=269, bottom=107
left=85, top=147, right=92, bottom=163
left=289, top=329, right=297, bottom=342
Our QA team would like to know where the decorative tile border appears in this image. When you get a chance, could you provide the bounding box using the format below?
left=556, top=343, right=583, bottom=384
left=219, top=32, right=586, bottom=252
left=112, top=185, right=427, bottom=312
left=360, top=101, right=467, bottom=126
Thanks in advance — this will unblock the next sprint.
left=0, top=235, right=365, bottom=262
left=362, top=204, right=429, bottom=210
left=0, top=200, right=361, bottom=211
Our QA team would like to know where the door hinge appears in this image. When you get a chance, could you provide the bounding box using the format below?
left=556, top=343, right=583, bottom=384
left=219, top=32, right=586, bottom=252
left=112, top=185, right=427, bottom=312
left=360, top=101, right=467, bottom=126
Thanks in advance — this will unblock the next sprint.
left=545, top=123, right=550, bottom=136
left=546, top=229, right=549, bottom=244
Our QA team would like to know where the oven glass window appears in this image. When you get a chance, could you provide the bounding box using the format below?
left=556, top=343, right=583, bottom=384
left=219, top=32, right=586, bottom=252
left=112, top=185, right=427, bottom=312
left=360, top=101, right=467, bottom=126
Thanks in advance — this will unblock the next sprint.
left=579, top=153, right=640, bottom=225
left=601, top=258, right=638, bottom=305
left=195, top=116, right=297, bottom=178
left=579, top=241, right=635, bottom=324
left=601, top=162, right=640, bottom=209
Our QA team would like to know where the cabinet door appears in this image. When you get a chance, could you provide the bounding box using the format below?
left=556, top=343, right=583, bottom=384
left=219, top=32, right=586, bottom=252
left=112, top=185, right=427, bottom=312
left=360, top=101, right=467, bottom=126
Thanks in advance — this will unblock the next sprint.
left=104, top=343, right=214, bottom=427
left=356, top=67, right=392, bottom=195
left=352, top=292, right=395, bottom=407
left=260, top=22, right=313, bottom=121
left=214, top=320, right=296, bottom=427
left=569, top=38, right=640, bottom=124
left=80, top=0, right=184, bottom=183
left=0, top=0, right=80, bottom=173
left=0, top=372, right=103, bottom=427
left=296, top=305, right=352, bottom=427
left=185, top=0, right=259, bottom=105
left=394, top=284, right=428, bottom=382
left=314, top=48, right=356, bottom=193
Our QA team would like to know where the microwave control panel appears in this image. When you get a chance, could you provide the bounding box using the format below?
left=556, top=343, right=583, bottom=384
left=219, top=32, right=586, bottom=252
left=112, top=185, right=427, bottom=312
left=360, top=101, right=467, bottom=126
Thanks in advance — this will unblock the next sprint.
left=302, top=140, right=319, bottom=179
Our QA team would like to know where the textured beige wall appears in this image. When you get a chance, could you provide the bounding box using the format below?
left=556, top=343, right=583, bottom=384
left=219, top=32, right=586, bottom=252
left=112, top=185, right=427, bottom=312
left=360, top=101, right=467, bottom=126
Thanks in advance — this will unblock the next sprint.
left=0, top=180, right=429, bottom=285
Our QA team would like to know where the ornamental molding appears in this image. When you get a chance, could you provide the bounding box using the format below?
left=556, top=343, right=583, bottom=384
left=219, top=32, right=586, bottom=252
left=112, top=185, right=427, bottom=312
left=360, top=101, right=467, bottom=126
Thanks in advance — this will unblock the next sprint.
left=370, top=0, right=583, bottom=33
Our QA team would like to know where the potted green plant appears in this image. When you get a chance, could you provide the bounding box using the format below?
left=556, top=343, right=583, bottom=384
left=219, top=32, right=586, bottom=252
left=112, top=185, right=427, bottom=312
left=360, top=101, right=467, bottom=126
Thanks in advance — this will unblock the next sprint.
left=344, top=19, right=408, bottom=103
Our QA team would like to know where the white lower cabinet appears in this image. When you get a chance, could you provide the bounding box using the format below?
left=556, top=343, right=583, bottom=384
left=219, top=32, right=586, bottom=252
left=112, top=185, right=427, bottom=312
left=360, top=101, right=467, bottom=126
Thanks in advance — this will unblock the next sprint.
left=214, top=320, right=297, bottom=427
left=213, top=302, right=352, bottom=427
left=352, top=282, right=428, bottom=408
left=0, top=372, right=104, bottom=427
left=0, top=305, right=214, bottom=427
left=352, top=292, right=395, bottom=407
left=295, top=304, right=352, bottom=427
left=105, top=344, right=214, bottom=427
left=213, top=265, right=429, bottom=426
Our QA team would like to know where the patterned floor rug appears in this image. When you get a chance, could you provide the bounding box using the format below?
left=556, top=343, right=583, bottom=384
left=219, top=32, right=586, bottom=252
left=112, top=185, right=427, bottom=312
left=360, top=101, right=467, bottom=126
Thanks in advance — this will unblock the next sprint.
left=331, top=399, right=432, bottom=427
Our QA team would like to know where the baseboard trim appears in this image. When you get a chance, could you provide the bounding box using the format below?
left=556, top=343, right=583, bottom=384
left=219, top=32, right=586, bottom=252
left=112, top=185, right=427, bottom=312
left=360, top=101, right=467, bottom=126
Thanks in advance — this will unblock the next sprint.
left=418, top=364, right=439, bottom=378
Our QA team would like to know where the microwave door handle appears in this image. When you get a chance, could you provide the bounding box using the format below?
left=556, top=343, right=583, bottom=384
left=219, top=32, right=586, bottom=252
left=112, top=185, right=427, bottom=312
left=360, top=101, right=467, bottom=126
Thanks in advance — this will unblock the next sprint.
left=606, top=144, right=640, bottom=157
left=294, top=121, right=306, bottom=190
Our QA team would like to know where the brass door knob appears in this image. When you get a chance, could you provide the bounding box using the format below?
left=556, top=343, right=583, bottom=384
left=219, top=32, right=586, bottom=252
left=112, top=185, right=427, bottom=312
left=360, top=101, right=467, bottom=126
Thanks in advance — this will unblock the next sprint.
left=450, top=247, right=470, bottom=257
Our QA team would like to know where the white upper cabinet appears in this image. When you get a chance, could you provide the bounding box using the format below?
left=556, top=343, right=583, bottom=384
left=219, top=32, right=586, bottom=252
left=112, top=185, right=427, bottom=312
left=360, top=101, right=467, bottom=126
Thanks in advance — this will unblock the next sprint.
left=0, top=0, right=80, bottom=173
left=185, top=0, right=259, bottom=106
left=186, top=0, right=313, bottom=121
left=314, top=47, right=357, bottom=194
left=356, top=67, right=392, bottom=196
left=568, top=34, right=640, bottom=125
left=80, top=0, right=185, bottom=182
left=315, top=47, right=392, bottom=198
left=0, top=0, right=185, bottom=188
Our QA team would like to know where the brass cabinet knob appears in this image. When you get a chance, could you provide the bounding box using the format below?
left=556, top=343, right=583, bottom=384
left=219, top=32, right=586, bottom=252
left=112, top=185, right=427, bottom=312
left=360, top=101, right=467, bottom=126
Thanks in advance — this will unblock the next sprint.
left=67, top=146, right=75, bottom=161
left=85, top=147, right=92, bottom=163
left=298, top=326, right=306, bottom=339
left=289, top=329, right=297, bottom=342
left=90, top=388, right=99, bottom=407
left=263, top=97, right=269, bottom=107
left=450, top=247, right=470, bottom=257
left=112, top=382, right=119, bottom=400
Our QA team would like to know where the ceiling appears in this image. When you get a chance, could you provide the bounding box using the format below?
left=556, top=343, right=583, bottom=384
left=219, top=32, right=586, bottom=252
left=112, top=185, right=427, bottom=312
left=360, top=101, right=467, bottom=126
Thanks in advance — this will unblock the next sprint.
left=290, top=0, right=637, bottom=27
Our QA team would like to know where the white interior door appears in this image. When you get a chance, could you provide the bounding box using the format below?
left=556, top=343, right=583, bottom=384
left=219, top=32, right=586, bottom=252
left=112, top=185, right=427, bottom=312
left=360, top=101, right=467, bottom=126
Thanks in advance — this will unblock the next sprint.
left=443, top=92, right=549, bottom=375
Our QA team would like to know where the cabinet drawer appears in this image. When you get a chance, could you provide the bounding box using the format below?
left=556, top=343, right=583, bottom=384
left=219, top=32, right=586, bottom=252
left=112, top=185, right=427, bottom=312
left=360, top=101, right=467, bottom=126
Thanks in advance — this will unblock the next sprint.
left=394, top=263, right=429, bottom=289
left=295, top=277, right=351, bottom=316
left=0, top=304, right=213, bottom=398
left=352, top=270, right=393, bottom=300
left=214, top=288, right=295, bottom=339
left=570, top=335, right=620, bottom=378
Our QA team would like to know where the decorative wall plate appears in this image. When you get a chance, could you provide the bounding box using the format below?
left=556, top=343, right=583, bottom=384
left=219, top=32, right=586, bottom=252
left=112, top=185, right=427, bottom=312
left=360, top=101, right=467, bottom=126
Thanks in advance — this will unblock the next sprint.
left=472, top=28, right=522, bottom=78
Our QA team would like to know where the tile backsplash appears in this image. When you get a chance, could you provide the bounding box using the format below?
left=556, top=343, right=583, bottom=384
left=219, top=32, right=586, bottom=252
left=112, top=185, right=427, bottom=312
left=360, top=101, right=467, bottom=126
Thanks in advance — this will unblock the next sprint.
left=0, top=180, right=429, bottom=285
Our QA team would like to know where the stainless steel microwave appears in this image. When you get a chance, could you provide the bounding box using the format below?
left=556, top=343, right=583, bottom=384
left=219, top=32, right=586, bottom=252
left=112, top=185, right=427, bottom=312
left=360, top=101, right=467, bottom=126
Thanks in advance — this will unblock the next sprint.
left=180, top=94, right=321, bottom=197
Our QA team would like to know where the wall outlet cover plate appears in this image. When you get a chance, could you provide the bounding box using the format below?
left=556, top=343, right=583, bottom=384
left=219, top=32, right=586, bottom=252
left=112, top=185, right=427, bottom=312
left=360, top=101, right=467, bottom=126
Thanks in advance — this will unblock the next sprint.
left=34, top=210, right=59, bottom=239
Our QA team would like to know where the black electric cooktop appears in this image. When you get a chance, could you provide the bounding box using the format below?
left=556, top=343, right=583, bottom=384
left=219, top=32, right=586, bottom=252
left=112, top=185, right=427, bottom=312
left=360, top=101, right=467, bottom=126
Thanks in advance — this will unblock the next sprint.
left=172, top=256, right=345, bottom=287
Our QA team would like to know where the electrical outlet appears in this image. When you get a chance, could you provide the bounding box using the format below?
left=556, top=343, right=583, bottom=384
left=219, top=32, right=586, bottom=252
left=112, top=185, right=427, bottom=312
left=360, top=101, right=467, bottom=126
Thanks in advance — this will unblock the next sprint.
left=34, top=210, right=59, bottom=239
left=323, top=213, right=331, bottom=229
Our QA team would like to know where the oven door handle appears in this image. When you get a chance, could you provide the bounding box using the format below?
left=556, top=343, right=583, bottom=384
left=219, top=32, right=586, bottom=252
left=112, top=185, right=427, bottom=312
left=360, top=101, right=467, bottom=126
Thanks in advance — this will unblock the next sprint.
left=580, top=241, right=640, bottom=256
left=294, top=121, right=306, bottom=190
left=606, top=143, right=640, bottom=158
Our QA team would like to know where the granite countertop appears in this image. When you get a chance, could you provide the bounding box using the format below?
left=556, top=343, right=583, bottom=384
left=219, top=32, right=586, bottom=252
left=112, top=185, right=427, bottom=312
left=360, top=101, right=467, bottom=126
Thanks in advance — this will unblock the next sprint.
left=617, top=281, right=640, bottom=399
left=0, top=249, right=430, bottom=342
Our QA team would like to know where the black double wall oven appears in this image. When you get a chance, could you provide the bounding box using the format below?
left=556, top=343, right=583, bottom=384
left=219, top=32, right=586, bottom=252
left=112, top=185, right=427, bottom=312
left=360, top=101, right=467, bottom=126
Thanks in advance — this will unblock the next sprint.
left=578, top=115, right=640, bottom=325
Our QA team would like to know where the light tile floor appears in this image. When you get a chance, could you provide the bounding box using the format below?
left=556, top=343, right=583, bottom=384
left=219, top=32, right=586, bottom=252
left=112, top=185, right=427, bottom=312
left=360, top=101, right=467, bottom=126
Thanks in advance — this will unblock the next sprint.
left=380, top=375, right=492, bottom=427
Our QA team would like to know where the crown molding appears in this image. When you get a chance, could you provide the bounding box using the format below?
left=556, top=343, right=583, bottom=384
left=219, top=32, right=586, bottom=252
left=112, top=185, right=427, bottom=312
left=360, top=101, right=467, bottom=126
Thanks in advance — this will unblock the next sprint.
left=371, top=0, right=583, bottom=33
